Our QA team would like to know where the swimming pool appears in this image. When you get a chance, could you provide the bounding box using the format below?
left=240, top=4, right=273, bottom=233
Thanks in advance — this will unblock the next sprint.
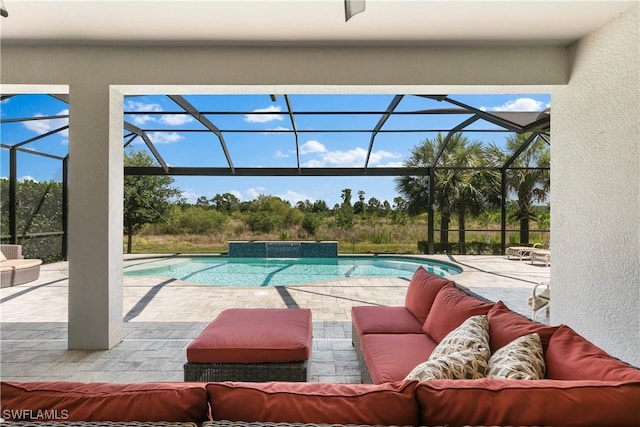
left=124, top=256, right=462, bottom=287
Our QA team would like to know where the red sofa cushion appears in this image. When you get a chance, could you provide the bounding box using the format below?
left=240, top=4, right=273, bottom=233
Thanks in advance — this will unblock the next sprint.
left=487, top=300, right=558, bottom=353
left=422, top=286, right=493, bottom=342
left=416, top=379, right=640, bottom=427
left=186, top=308, right=312, bottom=363
left=0, top=381, right=209, bottom=423
left=206, top=380, right=419, bottom=425
left=404, top=266, right=454, bottom=324
left=545, top=325, right=640, bottom=381
left=360, top=334, right=438, bottom=384
left=352, top=305, right=423, bottom=336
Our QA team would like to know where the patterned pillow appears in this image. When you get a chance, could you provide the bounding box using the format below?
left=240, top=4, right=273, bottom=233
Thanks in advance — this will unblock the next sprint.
left=487, top=333, right=546, bottom=380
left=405, top=349, right=488, bottom=381
left=429, top=314, right=490, bottom=361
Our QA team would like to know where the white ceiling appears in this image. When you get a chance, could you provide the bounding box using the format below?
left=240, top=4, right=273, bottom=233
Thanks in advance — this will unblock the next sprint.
left=0, top=0, right=636, bottom=46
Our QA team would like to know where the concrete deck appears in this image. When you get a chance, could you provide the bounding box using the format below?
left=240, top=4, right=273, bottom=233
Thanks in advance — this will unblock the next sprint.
left=0, top=255, right=550, bottom=383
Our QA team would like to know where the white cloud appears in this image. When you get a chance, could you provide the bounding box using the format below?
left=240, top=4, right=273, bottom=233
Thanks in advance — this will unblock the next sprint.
left=23, top=109, right=69, bottom=137
left=274, top=150, right=289, bottom=158
left=265, top=126, right=290, bottom=132
left=378, top=161, right=405, bottom=168
left=18, top=176, right=38, bottom=183
left=180, top=190, right=202, bottom=204
left=244, top=106, right=283, bottom=123
left=481, top=97, right=545, bottom=112
left=299, top=140, right=327, bottom=155
left=160, top=114, right=194, bottom=126
left=276, top=190, right=315, bottom=205
left=229, top=190, right=243, bottom=200
left=125, top=101, right=163, bottom=125
left=302, top=146, right=401, bottom=168
left=148, top=132, right=183, bottom=144
left=246, top=187, right=266, bottom=199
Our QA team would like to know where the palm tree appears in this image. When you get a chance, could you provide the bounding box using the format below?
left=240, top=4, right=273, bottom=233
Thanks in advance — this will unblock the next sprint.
left=396, top=133, right=499, bottom=251
left=489, top=133, right=550, bottom=244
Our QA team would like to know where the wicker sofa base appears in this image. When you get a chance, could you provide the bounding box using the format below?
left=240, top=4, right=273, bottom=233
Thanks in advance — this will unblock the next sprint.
left=183, top=361, right=308, bottom=382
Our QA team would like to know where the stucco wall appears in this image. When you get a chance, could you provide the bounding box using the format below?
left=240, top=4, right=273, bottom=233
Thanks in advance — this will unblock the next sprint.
left=552, top=4, right=640, bottom=366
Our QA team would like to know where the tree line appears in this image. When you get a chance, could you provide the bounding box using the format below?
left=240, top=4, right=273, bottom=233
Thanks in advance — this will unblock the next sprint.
left=1, top=131, right=549, bottom=259
left=124, top=131, right=549, bottom=253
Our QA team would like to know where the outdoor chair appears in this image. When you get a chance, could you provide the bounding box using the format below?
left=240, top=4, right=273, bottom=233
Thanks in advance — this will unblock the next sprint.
left=531, top=249, right=551, bottom=266
left=506, top=243, right=540, bottom=261
left=0, top=244, right=42, bottom=287
left=529, top=281, right=550, bottom=321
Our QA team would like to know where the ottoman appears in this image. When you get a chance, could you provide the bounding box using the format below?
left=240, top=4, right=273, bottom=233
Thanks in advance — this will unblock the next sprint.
left=184, top=308, right=313, bottom=382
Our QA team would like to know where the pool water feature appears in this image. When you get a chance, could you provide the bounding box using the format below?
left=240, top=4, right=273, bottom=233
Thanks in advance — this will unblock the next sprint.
left=124, top=256, right=462, bottom=287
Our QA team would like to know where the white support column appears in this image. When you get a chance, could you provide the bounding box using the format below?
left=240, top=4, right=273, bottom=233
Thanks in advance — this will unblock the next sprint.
left=68, top=84, right=123, bottom=349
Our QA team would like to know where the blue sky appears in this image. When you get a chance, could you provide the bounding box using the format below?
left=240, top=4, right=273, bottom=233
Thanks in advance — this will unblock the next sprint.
left=1, top=93, right=550, bottom=207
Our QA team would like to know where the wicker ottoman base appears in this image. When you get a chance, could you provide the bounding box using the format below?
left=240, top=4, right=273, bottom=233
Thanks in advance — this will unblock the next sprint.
left=183, top=360, right=308, bottom=382
left=185, top=308, right=312, bottom=383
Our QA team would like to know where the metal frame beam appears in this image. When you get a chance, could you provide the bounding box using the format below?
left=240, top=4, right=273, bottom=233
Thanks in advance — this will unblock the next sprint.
left=123, top=121, right=169, bottom=173
left=365, top=95, right=403, bottom=169
left=124, top=166, right=429, bottom=177
left=283, top=95, right=300, bottom=172
left=168, top=95, right=235, bottom=173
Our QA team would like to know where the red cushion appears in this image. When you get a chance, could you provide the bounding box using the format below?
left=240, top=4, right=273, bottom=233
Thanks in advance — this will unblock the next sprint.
left=352, top=305, right=423, bottom=336
left=360, top=334, right=438, bottom=384
left=545, top=325, right=640, bottom=381
left=0, top=381, right=209, bottom=423
left=404, top=266, right=455, bottom=324
left=207, top=380, right=419, bottom=425
left=487, top=300, right=558, bottom=353
left=187, top=308, right=312, bottom=363
left=422, top=286, right=493, bottom=342
left=416, top=379, right=640, bottom=427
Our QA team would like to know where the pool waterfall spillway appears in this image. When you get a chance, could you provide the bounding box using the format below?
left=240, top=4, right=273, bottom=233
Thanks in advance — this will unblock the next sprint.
left=228, top=241, right=338, bottom=258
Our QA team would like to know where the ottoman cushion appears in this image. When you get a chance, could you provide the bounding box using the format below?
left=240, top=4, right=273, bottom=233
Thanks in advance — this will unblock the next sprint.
left=186, top=308, right=312, bottom=364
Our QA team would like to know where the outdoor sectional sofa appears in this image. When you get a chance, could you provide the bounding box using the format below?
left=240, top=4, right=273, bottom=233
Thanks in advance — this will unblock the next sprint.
left=2, top=267, right=640, bottom=426
left=0, top=244, right=42, bottom=287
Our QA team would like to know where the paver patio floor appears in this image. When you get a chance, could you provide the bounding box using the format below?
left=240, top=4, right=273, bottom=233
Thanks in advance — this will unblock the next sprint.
left=1, top=255, right=549, bottom=383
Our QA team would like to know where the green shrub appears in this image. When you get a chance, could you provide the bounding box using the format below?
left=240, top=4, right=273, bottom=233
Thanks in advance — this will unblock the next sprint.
left=302, top=213, right=322, bottom=236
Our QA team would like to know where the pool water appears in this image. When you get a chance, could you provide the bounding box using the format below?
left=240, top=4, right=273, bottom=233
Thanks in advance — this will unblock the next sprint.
left=124, top=256, right=462, bottom=287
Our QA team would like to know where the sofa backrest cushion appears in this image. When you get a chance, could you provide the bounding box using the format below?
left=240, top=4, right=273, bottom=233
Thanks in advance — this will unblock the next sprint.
left=545, top=325, right=640, bottom=381
left=416, top=378, right=640, bottom=427
left=487, top=301, right=558, bottom=353
left=206, top=380, right=419, bottom=425
left=0, top=381, right=209, bottom=423
left=422, top=286, right=493, bottom=342
left=404, top=266, right=454, bottom=324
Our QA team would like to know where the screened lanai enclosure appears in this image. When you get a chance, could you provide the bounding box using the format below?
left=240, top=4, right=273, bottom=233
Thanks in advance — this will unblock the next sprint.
left=1, top=93, right=550, bottom=260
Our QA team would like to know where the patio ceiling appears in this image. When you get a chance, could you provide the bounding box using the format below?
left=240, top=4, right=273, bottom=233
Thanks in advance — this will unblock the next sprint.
left=0, top=93, right=550, bottom=177
left=0, top=1, right=634, bottom=47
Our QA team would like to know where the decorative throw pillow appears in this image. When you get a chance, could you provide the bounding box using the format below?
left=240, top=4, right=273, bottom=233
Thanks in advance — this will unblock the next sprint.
left=430, top=314, right=490, bottom=360
left=0, top=250, right=6, bottom=261
left=405, top=349, right=488, bottom=381
left=487, top=333, right=545, bottom=380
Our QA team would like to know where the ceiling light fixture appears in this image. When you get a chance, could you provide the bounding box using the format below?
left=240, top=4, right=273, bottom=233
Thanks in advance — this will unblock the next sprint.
left=345, top=0, right=365, bottom=22
left=0, top=0, right=8, bottom=18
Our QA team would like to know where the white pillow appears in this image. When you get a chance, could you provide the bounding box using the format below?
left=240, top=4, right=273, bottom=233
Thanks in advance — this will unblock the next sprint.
left=430, top=314, right=490, bottom=361
left=487, top=333, right=545, bottom=380
left=0, top=250, right=6, bottom=262
left=405, top=349, right=488, bottom=381
left=405, top=315, right=491, bottom=381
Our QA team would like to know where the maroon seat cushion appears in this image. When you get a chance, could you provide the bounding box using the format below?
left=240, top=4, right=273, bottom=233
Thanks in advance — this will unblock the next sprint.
left=416, top=379, right=640, bottom=427
left=422, top=286, right=493, bottom=342
left=0, top=381, right=209, bottom=423
left=186, top=308, right=312, bottom=363
left=487, top=301, right=558, bottom=353
left=360, top=333, right=438, bottom=384
left=352, top=305, right=423, bottom=336
left=545, top=325, right=640, bottom=381
left=207, top=380, right=419, bottom=425
left=404, top=266, right=455, bottom=324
